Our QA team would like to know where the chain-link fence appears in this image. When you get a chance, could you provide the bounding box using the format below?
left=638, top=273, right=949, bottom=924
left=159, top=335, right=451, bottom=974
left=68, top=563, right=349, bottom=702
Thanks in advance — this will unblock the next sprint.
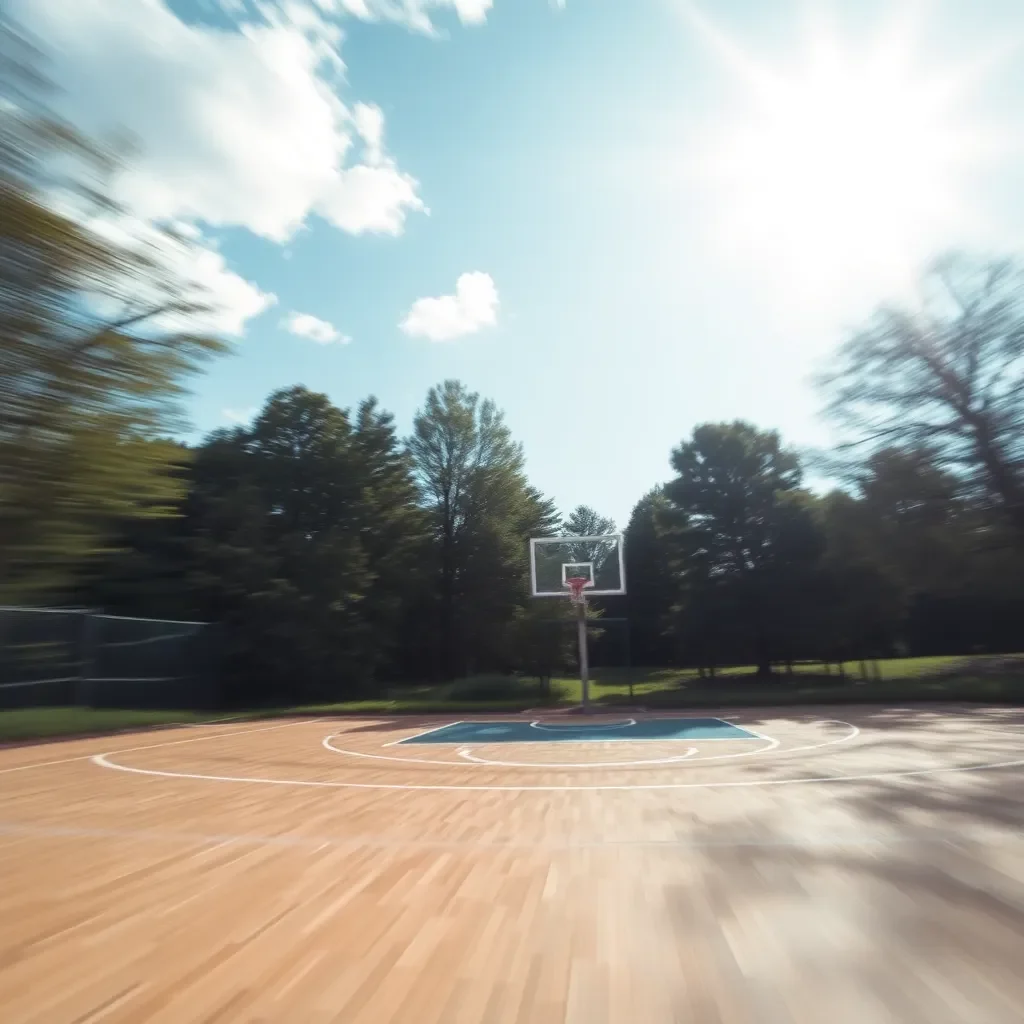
left=0, top=606, right=220, bottom=709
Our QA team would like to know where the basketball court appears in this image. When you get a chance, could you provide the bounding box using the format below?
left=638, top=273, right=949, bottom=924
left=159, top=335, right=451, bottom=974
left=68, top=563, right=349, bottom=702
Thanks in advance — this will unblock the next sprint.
left=3, top=706, right=1024, bottom=1022
left=4, top=534, right=1024, bottom=1021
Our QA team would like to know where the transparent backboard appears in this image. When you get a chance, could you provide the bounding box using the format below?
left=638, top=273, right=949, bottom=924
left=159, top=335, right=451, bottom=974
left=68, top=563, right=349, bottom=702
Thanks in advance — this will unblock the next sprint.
left=529, top=534, right=626, bottom=596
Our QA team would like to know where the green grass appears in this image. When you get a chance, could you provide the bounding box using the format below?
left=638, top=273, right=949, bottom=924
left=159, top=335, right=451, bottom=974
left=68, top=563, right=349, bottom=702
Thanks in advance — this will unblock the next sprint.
left=4, top=655, right=1022, bottom=743
left=0, top=707, right=219, bottom=743
left=0, top=699, right=550, bottom=743
left=301, top=699, right=548, bottom=714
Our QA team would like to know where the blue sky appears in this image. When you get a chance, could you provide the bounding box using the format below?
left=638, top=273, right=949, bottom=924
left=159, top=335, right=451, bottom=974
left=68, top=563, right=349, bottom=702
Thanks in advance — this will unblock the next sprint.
left=13, top=0, right=1024, bottom=526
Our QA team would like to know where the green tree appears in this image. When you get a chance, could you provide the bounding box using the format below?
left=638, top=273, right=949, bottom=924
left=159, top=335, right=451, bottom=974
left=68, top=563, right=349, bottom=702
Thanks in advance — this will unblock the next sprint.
left=508, top=599, right=576, bottom=696
left=563, top=505, right=615, bottom=536
left=623, top=487, right=677, bottom=665
left=0, top=18, right=224, bottom=599
left=820, top=253, right=1024, bottom=543
left=815, top=489, right=903, bottom=673
left=188, top=387, right=426, bottom=701
left=409, top=380, right=559, bottom=677
left=663, top=421, right=821, bottom=676
left=821, top=446, right=1024, bottom=661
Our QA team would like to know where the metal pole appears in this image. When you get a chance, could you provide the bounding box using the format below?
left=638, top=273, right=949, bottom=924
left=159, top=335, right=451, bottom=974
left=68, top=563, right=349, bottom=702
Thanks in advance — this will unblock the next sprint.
left=576, top=598, right=590, bottom=712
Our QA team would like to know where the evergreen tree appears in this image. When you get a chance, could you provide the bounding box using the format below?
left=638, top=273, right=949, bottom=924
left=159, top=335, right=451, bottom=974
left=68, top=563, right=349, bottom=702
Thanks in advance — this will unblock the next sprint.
left=409, top=380, right=559, bottom=677
left=187, top=387, right=426, bottom=701
left=663, top=422, right=821, bottom=676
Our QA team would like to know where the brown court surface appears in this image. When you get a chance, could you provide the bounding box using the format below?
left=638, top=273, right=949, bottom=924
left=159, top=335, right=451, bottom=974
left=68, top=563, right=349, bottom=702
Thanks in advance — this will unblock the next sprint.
left=2, top=705, right=1024, bottom=1023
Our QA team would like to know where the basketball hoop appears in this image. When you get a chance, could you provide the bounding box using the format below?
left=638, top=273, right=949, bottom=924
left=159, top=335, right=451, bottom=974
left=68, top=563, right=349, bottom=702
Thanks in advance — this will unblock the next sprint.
left=564, top=576, right=590, bottom=605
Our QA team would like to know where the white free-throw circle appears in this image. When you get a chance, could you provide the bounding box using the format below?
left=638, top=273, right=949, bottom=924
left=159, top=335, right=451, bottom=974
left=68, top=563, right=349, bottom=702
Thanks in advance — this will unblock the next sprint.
left=323, top=731, right=783, bottom=768
left=529, top=718, right=637, bottom=731
left=324, top=725, right=835, bottom=768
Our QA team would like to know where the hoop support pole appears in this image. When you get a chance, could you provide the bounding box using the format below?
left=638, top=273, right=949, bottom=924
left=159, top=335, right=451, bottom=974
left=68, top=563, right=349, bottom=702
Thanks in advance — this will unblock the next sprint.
left=576, top=596, right=590, bottom=712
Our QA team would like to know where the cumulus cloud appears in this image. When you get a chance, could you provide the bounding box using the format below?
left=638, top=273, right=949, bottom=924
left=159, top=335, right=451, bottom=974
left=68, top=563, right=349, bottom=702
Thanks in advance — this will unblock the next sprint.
left=400, top=272, right=499, bottom=341
left=282, top=311, right=351, bottom=344
left=10, top=0, right=426, bottom=244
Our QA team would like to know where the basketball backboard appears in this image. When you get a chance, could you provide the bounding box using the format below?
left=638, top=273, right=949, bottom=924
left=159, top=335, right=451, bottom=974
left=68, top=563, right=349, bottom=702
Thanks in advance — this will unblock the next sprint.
left=529, top=534, right=626, bottom=597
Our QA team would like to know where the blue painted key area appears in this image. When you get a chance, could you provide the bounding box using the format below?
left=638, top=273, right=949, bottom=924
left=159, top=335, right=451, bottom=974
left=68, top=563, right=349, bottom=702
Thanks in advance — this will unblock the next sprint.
left=399, top=717, right=757, bottom=744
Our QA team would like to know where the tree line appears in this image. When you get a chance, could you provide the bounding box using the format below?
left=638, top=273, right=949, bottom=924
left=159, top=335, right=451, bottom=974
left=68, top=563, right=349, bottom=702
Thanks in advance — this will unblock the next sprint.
left=3, top=17, right=1024, bottom=700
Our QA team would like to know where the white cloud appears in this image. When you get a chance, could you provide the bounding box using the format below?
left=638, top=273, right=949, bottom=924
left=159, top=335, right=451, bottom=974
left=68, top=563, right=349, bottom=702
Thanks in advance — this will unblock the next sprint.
left=282, top=311, right=351, bottom=344
left=400, top=271, right=499, bottom=341
left=192, top=247, right=278, bottom=336
left=353, top=102, right=386, bottom=162
left=324, top=0, right=494, bottom=31
left=83, top=213, right=277, bottom=337
left=451, top=0, right=494, bottom=25
left=222, top=406, right=258, bottom=425
left=10, top=0, right=426, bottom=244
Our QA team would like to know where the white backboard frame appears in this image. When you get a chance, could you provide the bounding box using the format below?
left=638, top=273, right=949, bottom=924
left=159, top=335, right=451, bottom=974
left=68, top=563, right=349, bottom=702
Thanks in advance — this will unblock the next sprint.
left=529, top=534, right=626, bottom=597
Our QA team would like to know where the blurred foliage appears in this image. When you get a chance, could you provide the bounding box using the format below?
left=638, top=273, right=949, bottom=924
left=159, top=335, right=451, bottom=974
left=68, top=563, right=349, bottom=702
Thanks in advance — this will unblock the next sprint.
left=0, top=17, right=225, bottom=600
left=819, top=253, right=1024, bottom=542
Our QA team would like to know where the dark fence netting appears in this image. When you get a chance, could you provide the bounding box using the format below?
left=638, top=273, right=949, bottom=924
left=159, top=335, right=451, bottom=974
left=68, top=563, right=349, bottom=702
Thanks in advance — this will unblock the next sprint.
left=0, top=606, right=221, bottom=710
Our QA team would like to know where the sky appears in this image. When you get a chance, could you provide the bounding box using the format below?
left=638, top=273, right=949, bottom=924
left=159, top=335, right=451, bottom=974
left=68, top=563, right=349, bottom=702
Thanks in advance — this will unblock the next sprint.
left=11, top=0, right=1024, bottom=527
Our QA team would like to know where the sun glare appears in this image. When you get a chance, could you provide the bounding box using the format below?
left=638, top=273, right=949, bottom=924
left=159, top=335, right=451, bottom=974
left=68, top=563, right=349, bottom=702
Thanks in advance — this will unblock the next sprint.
left=692, top=9, right=993, bottom=300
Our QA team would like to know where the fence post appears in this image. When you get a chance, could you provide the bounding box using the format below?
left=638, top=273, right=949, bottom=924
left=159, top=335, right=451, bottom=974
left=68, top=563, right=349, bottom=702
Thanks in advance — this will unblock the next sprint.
left=77, top=612, right=97, bottom=706
left=0, top=609, right=7, bottom=689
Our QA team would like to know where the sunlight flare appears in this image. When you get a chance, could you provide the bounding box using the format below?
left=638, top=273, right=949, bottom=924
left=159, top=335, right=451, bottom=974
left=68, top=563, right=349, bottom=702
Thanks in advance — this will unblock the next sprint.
left=687, top=4, right=1000, bottom=298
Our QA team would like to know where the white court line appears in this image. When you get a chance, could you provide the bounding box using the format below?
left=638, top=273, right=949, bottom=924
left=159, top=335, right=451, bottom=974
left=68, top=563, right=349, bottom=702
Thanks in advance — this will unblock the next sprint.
left=323, top=730, right=790, bottom=768
left=385, top=721, right=465, bottom=747
left=322, top=734, right=498, bottom=767
left=98, top=719, right=917, bottom=791
left=91, top=747, right=1024, bottom=792
left=456, top=746, right=698, bottom=768
left=0, top=717, right=322, bottom=775
left=180, top=715, right=253, bottom=728
left=529, top=718, right=637, bottom=732
left=523, top=715, right=771, bottom=742
left=0, top=752, right=97, bottom=775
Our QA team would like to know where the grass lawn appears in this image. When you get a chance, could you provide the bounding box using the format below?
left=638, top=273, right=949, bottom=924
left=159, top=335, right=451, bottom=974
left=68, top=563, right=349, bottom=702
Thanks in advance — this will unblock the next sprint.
left=0, top=707, right=222, bottom=743
left=0, top=700, right=554, bottom=743
left=3, top=655, right=1022, bottom=743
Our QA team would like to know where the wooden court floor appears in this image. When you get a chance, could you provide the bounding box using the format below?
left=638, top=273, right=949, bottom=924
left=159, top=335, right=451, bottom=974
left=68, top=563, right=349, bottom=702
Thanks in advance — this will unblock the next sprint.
left=2, top=705, right=1024, bottom=1023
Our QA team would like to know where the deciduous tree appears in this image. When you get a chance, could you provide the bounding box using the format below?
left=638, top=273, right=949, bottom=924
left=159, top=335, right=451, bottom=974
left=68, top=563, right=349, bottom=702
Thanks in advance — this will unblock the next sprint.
left=0, top=18, right=224, bottom=599
left=820, top=253, right=1024, bottom=543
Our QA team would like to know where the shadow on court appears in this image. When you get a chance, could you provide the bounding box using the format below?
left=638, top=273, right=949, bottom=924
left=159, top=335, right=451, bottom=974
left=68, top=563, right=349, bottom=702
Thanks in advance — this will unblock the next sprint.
left=645, top=723, right=1024, bottom=1022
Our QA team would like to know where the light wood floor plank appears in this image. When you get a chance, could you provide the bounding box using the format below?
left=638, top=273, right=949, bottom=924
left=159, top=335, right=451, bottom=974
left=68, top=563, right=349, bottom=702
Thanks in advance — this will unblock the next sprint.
left=1, top=708, right=1024, bottom=1021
